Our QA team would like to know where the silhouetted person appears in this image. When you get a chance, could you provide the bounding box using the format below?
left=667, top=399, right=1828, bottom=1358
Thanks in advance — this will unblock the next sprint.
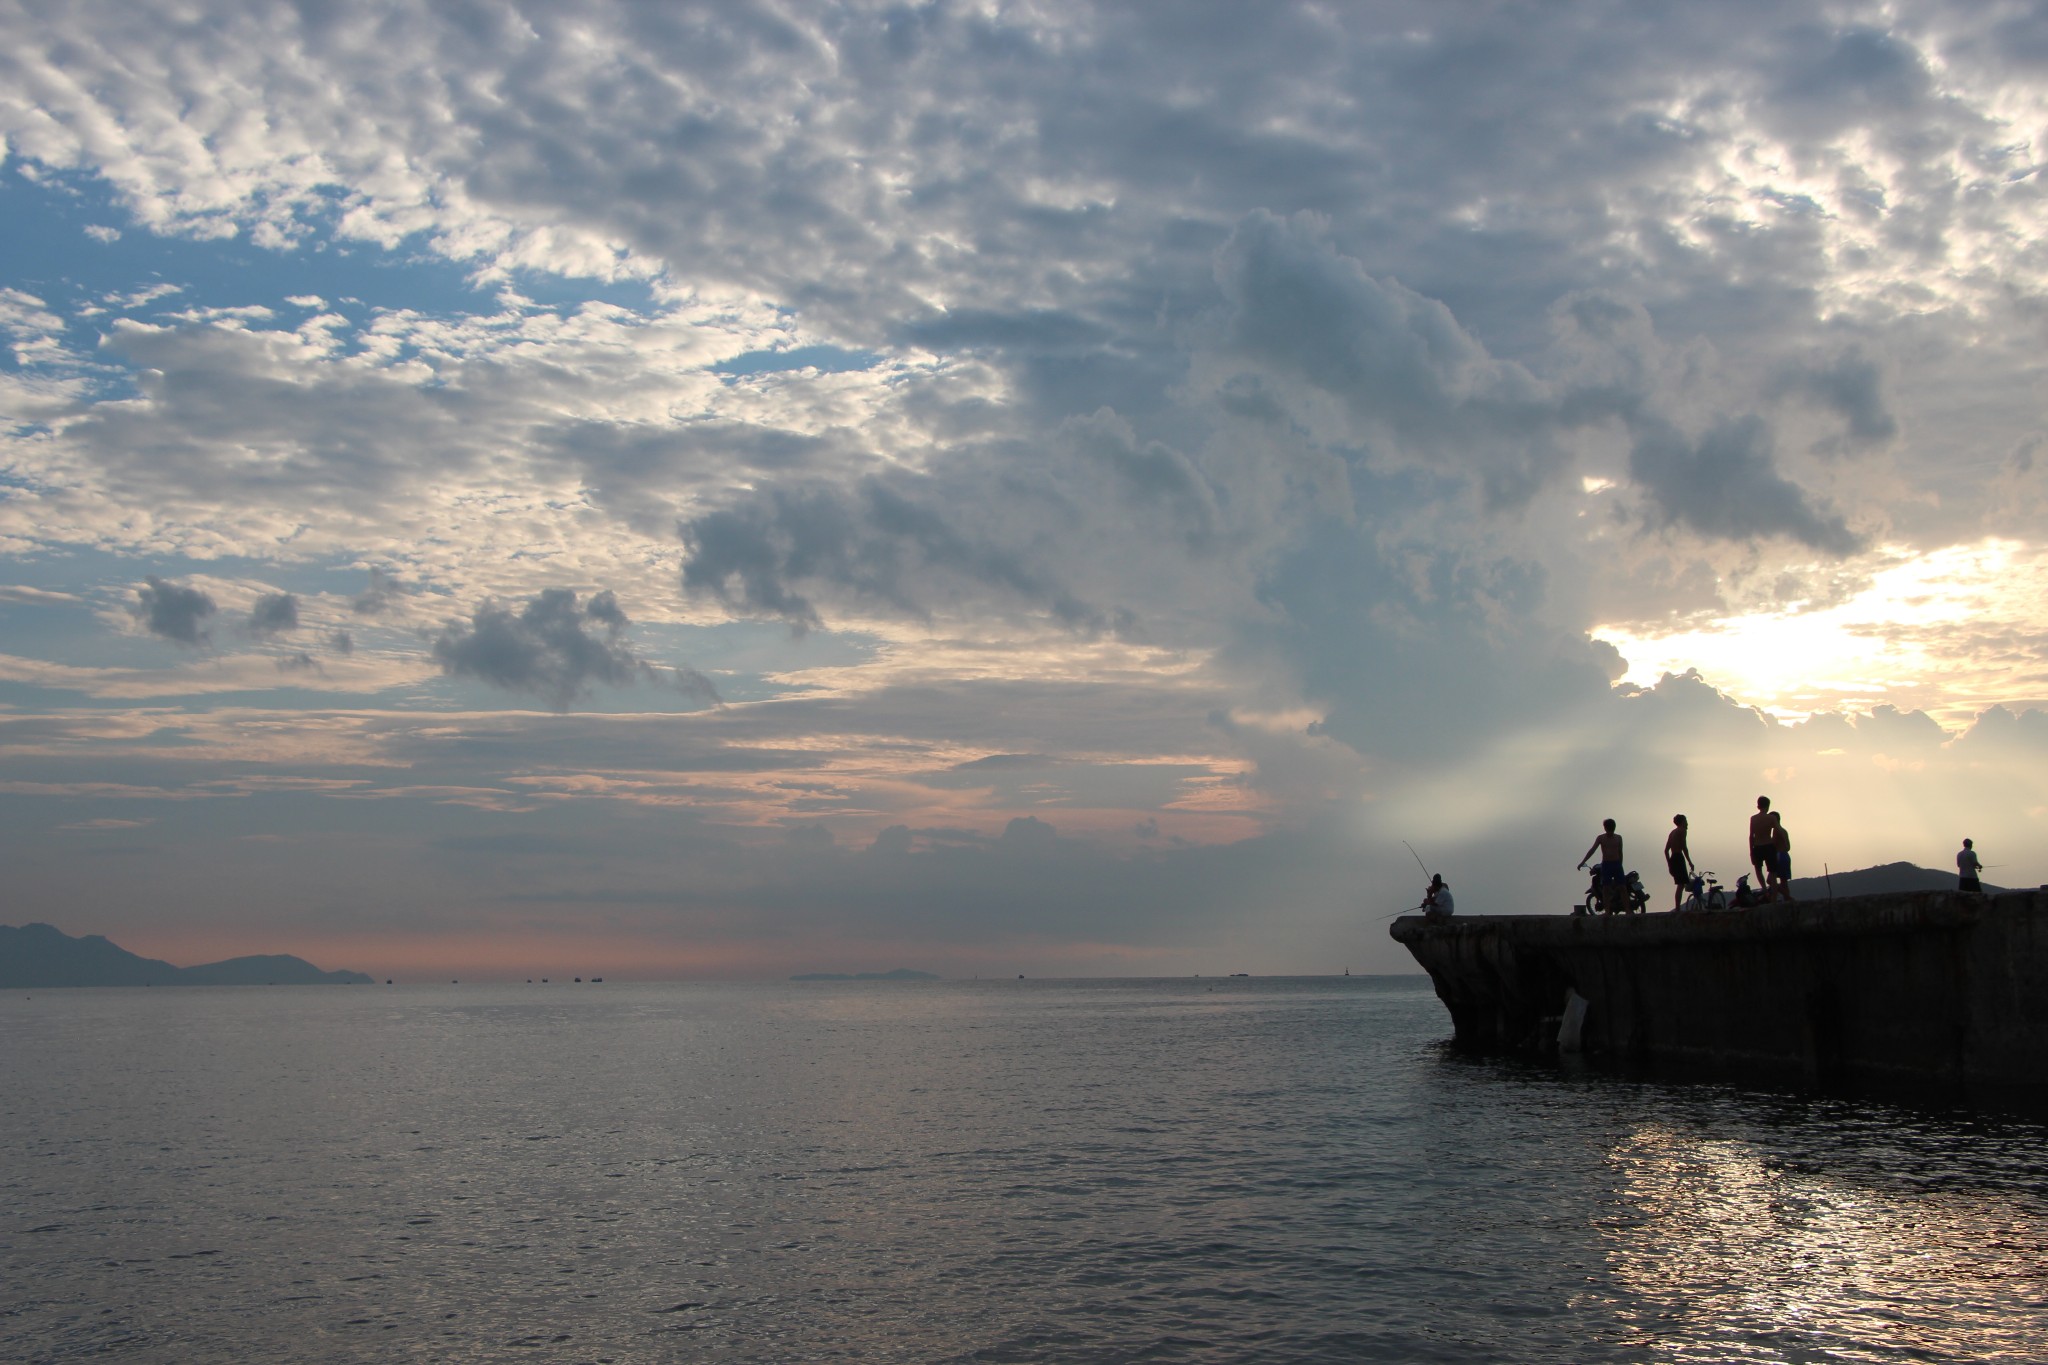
left=1767, top=811, right=1793, bottom=902
left=1957, top=838, right=1983, bottom=893
left=1423, top=873, right=1455, bottom=919
left=1579, top=819, right=1624, bottom=910
left=1748, top=796, right=1774, bottom=891
left=1664, top=814, right=1694, bottom=911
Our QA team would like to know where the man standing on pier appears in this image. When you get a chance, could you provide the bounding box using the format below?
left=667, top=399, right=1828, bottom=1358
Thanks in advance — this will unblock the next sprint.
left=1579, top=819, right=1625, bottom=912
left=1958, top=838, right=1983, bottom=893
left=1665, top=814, right=1695, bottom=911
left=1748, top=796, right=1774, bottom=892
left=1767, top=811, right=1793, bottom=902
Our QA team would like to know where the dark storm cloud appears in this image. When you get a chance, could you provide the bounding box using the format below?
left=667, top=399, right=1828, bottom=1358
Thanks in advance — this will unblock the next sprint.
left=133, top=575, right=216, bottom=645
left=433, top=587, right=671, bottom=709
left=247, top=592, right=299, bottom=636
left=1626, top=414, right=1864, bottom=554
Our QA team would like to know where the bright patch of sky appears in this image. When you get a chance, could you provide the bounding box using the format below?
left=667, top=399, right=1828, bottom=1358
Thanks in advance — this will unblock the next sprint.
left=1600, top=539, right=2048, bottom=727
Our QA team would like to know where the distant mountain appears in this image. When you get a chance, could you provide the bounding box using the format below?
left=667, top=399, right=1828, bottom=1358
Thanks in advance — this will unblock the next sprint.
left=1783, top=861, right=2003, bottom=900
left=790, top=968, right=940, bottom=981
left=0, top=923, right=372, bottom=988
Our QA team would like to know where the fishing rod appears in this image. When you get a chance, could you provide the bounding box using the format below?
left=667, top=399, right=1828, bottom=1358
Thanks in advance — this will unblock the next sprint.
left=1372, top=841, right=1435, bottom=920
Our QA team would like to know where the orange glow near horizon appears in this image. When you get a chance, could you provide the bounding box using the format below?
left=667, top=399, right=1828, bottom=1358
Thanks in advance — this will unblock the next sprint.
left=107, top=926, right=1204, bottom=983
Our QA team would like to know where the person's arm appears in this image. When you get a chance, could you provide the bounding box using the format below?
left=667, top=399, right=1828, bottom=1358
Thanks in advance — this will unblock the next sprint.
left=1579, top=841, right=1597, bottom=868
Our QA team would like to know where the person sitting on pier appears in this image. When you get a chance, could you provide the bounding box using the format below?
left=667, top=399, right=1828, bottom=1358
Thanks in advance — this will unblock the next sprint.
left=1748, top=796, right=1774, bottom=893
left=1423, top=873, right=1455, bottom=919
left=1664, top=814, right=1695, bottom=912
left=1957, top=838, right=1983, bottom=893
left=1578, top=819, right=1625, bottom=911
left=1767, top=811, right=1793, bottom=902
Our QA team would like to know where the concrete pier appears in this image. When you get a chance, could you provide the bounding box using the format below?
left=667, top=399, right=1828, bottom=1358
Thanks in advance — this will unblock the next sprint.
left=1390, top=889, right=2048, bottom=1105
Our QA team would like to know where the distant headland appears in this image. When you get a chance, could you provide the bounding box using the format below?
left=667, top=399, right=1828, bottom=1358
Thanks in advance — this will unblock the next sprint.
left=1, top=922, right=372, bottom=988
left=789, top=968, right=939, bottom=981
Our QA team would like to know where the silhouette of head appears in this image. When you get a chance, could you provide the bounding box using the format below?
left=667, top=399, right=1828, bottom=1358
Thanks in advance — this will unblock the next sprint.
left=1757, top=795, right=1770, bottom=811
left=1603, top=818, right=1616, bottom=832
left=1674, top=814, right=1687, bottom=827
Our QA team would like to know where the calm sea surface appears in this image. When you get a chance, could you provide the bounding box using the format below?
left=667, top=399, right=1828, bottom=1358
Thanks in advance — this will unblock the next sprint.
left=4, top=976, right=2046, bottom=1363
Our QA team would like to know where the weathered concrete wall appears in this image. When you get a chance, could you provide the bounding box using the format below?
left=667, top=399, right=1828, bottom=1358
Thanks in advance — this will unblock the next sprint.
left=1389, top=890, right=2048, bottom=1104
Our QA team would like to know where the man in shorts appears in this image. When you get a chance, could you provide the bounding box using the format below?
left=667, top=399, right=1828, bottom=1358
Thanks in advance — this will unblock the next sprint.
left=1664, top=814, right=1695, bottom=911
left=1748, top=796, right=1774, bottom=891
left=1578, top=819, right=1625, bottom=911
left=1768, top=811, right=1793, bottom=902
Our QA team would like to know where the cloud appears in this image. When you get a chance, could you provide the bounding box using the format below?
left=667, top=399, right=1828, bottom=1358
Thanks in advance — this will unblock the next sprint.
left=1627, top=414, right=1865, bottom=555
left=132, top=575, right=216, bottom=645
left=0, top=585, right=80, bottom=605
left=1207, top=210, right=1593, bottom=509
left=1775, top=348, right=1899, bottom=451
left=352, top=570, right=405, bottom=616
left=680, top=477, right=1115, bottom=635
left=247, top=591, right=299, bottom=636
left=431, top=586, right=714, bottom=710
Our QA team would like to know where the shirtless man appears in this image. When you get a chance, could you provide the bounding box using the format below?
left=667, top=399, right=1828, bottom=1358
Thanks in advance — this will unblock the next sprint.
left=1768, top=811, right=1793, bottom=902
left=1578, top=819, right=1625, bottom=911
left=1748, top=796, right=1774, bottom=891
left=1665, top=814, right=1695, bottom=911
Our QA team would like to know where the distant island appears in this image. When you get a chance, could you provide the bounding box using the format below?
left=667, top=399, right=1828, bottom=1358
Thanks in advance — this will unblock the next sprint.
left=1783, top=860, right=2001, bottom=899
left=789, top=968, right=939, bottom=981
left=1, top=922, right=373, bottom=988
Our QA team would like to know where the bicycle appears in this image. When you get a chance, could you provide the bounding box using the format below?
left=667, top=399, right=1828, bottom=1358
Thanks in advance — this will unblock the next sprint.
left=1680, top=872, right=1726, bottom=912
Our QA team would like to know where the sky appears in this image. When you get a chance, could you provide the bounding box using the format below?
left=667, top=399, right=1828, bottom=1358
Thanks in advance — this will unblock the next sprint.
left=2, top=0, right=2046, bottom=980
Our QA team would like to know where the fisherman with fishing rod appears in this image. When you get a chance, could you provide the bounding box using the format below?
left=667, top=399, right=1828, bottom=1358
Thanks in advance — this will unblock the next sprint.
left=1374, top=842, right=1454, bottom=921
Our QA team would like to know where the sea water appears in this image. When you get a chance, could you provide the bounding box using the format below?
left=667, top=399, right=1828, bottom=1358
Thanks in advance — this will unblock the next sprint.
left=3, top=976, right=2045, bottom=1362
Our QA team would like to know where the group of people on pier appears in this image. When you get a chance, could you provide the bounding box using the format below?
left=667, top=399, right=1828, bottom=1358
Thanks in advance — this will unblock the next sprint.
left=1577, top=796, right=1794, bottom=912
left=1416, top=798, right=1989, bottom=920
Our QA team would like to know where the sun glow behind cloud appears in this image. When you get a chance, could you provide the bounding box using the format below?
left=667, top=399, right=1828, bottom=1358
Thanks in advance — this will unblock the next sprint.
left=1598, top=539, right=2048, bottom=726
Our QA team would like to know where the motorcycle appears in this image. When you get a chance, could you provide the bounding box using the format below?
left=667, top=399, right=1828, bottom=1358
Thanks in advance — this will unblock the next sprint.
left=1576, top=868, right=1650, bottom=916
